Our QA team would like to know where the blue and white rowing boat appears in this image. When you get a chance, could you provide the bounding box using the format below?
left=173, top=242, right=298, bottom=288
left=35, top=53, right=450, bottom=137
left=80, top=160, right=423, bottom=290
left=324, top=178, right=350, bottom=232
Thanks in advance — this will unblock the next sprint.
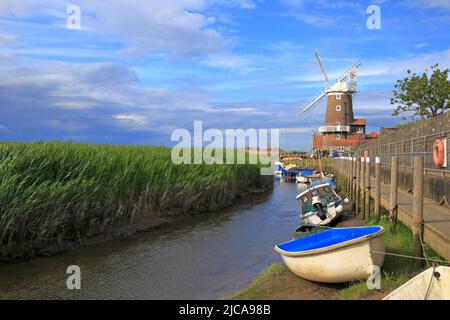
left=275, top=226, right=385, bottom=283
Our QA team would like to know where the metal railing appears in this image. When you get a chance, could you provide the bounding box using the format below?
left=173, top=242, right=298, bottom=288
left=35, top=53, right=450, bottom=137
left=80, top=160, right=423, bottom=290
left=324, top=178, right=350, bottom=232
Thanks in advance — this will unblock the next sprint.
left=319, top=125, right=350, bottom=133
left=358, top=112, right=450, bottom=174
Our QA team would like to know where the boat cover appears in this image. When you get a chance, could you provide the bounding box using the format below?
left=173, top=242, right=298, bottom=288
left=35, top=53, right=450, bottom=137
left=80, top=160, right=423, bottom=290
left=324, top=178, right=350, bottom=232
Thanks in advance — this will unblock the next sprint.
left=276, top=226, right=383, bottom=253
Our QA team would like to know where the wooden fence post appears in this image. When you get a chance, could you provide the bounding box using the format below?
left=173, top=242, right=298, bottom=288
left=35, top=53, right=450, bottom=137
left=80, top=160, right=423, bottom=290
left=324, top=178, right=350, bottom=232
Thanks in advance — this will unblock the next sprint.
left=374, top=157, right=381, bottom=221
left=355, top=157, right=360, bottom=215
left=360, top=157, right=366, bottom=220
left=365, top=157, right=371, bottom=220
left=412, top=156, right=424, bottom=259
left=349, top=157, right=353, bottom=195
left=352, top=157, right=356, bottom=208
left=345, top=158, right=349, bottom=193
left=389, top=156, right=399, bottom=234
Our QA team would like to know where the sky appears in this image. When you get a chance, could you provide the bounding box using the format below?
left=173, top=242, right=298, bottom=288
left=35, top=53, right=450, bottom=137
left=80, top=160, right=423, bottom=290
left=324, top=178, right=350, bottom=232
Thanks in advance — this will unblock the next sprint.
left=0, top=0, right=449, bottom=150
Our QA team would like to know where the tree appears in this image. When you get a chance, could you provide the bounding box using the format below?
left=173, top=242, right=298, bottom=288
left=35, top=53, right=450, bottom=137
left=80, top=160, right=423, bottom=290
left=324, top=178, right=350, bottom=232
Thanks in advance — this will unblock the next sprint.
left=391, top=64, right=450, bottom=120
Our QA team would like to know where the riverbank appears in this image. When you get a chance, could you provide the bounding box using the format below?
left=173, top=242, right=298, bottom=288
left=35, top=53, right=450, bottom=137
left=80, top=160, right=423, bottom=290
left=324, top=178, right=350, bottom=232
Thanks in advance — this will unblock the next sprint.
left=0, top=179, right=298, bottom=299
left=230, top=210, right=442, bottom=300
left=0, top=141, right=273, bottom=263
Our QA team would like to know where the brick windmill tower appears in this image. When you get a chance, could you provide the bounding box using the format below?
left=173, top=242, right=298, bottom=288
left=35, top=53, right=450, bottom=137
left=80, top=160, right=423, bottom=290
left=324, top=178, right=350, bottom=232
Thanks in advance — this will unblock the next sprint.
left=299, top=51, right=367, bottom=154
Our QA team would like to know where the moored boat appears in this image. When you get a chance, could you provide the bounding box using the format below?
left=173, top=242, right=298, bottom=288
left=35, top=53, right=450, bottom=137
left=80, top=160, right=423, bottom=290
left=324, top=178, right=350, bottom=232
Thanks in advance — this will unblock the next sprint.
left=383, top=266, right=450, bottom=300
left=274, top=226, right=385, bottom=283
left=274, top=161, right=284, bottom=176
left=309, top=178, right=336, bottom=190
left=296, top=183, right=347, bottom=226
left=296, top=175, right=310, bottom=184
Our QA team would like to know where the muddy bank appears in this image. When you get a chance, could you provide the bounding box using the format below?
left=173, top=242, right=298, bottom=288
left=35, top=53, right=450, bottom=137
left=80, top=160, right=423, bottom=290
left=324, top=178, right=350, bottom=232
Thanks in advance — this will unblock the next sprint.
left=230, top=209, right=442, bottom=300
left=229, top=212, right=361, bottom=300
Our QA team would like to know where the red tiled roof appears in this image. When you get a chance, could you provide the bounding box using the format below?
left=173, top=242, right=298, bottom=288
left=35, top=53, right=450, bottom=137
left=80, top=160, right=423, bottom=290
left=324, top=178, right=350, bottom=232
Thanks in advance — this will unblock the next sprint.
left=351, top=119, right=366, bottom=126
left=367, top=131, right=380, bottom=138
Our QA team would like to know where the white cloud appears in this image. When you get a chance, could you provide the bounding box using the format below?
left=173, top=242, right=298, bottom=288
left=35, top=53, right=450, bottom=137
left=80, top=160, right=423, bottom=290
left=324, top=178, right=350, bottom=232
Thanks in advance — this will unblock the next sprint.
left=0, top=33, right=16, bottom=45
left=113, top=114, right=147, bottom=123
left=414, top=43, right=429, bottom=49
left=405, top=0, right=450, bottom=10
left=0, top=0, right=247, bottom=58
left=80, top=0, right=231, bottom=58
left=289, top=12, right=335, bottom=27
left=280, top=0, right=360, bottom=9
left=212, top=0, right=257, bottom=9
left=0, top=0, right=27, bottom=15
left=201, top=54, right=260, bottom=72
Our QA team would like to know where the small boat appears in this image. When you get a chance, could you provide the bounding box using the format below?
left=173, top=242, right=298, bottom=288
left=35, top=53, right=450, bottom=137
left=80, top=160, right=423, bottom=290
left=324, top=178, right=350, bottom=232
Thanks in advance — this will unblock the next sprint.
left=299, top=169, right=314, bottom=177
left=383, top=266, right=450, bottom=300
left=296, top=175, right=310, bottom=184
left=283, top=165, right=299, bottom=182
left=274, top=161, right=283, bottom=176
left=274, top=226, right=385, bottom=283
left=309, top=178, right=336, bottom=190
left=296, top=183, right=347, bottom=226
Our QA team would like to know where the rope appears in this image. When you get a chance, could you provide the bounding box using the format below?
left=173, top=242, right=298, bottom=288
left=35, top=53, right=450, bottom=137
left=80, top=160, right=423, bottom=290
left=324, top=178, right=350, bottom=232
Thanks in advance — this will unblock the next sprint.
left=424, top=264, right=437, bottom=300
left=371, top=250, right=450, bottom=265
left=417, top=221, right=430, bottom=266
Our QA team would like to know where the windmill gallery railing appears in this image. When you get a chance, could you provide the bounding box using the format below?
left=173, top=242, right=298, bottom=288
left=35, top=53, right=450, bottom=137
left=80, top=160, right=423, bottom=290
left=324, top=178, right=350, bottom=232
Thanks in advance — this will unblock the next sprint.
left=319, top=125, right=350, bottom=133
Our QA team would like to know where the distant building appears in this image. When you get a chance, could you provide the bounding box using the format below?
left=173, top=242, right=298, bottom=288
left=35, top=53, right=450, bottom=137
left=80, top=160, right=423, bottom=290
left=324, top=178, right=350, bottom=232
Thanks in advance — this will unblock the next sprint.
left=367, top=131, right=380, bottom=139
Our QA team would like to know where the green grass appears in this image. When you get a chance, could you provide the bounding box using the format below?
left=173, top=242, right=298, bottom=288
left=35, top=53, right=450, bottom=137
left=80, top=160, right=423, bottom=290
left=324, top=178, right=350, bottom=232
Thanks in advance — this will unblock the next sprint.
left=226, top=263, right=288, bottom=300
left=0, top=141, right=272, bottom=262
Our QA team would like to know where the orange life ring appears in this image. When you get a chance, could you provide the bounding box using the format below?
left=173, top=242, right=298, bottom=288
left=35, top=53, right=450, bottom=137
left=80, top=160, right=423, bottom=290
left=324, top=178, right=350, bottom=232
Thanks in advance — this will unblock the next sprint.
left=433, top=139, right=445, bottom=167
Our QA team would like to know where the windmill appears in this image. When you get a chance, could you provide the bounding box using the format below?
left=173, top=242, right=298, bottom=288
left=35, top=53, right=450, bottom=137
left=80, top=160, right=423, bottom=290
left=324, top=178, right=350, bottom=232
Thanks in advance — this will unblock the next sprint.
left=299, top=51, right=365, bottom=154
left=298, top=51, right=361, bottom=116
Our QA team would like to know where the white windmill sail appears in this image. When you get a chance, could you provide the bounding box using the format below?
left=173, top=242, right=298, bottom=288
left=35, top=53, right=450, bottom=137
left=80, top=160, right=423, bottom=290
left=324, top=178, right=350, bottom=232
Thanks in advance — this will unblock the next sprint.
left=297, top=89, right=327, bottom=116
left=298, top=52, right=361, bottom=116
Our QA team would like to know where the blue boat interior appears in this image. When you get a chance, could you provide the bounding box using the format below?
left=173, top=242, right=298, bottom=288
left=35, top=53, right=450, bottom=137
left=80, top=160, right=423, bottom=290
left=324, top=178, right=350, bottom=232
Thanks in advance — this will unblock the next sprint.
left=277, top=226, right=383, bottom=252
left=300, top=170, right=313, bottom=176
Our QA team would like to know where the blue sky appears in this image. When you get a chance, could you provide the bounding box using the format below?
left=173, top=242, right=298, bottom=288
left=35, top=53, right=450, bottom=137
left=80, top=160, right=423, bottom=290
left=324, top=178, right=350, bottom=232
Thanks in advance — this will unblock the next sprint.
left=0, top=0, right=449, bottom=150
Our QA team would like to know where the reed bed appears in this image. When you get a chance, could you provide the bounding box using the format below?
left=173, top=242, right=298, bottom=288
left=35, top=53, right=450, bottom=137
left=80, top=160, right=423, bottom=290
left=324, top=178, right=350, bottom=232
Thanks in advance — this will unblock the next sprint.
left=0, top=141, right=272, bottom=261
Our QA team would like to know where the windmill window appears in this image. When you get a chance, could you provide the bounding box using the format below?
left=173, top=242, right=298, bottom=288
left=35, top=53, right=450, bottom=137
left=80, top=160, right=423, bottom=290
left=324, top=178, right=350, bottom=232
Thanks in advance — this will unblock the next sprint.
left=336, top=94, right=342, bottom=100
left=338, top=146, right=345, bottom=152
left=336, top=105, right=342, bottom=112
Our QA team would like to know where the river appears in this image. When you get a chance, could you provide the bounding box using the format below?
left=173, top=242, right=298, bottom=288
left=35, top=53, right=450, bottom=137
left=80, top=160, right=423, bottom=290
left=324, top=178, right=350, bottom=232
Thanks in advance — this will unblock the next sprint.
left=0, top=179, right=307, bottom=299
